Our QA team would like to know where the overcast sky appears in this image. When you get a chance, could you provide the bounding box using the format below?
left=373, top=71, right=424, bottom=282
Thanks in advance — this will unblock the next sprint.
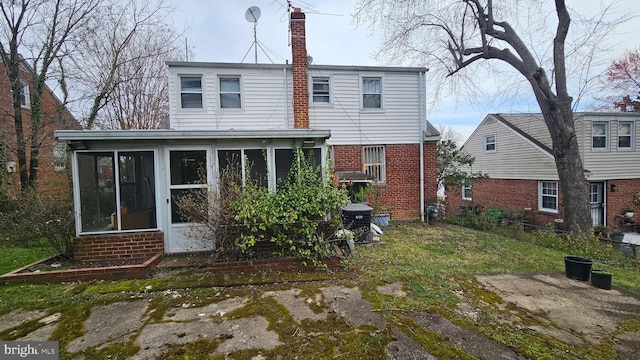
left=170, top=0, right=640, bottom=142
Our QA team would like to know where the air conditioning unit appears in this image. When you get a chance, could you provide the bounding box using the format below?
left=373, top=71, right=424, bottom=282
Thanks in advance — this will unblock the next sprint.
left=341, top=203, right=372, bottom=243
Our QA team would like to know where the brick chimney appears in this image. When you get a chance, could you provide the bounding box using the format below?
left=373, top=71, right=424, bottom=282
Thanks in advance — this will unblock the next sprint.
left=290, top=7, right=309, bottom=129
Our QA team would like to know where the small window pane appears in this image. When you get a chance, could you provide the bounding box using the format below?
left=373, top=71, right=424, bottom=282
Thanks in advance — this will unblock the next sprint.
left=313, top=77, right=330, bottom=103
left=362, top=78, right=381, bottom=109
left=220, top=77, right=241, bottom=108
left=363, top=146, right=385, bottom=182
left=592, top=122, right=607, bottom=149
left=220, top=77, right=240, bottom=92
left=181, top=77, right=202, bottom=91
left=78, top=153, right=116, bottom=232
left=170, top=150, right=206, bottom=185
left=220, top=93, right=241, bottom=108
left=181, top=93, right=202, bottom=109
left=53, top=142, right=67, bottom=171
left=363, top=94, right=381, bottom=108
left=619, top=122, right=632, bottom=149
left=180, top=76, right=202, bottom=109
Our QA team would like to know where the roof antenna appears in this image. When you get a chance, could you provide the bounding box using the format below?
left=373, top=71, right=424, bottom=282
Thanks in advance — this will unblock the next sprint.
left=244, top=6, right=261, bottom=64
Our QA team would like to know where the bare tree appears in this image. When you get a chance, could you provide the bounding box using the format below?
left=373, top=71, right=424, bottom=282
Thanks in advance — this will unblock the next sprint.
left=67, top=0, right=184, bottom=129
left=354, top=0, right=628, bottom=233
left=0, top=0, right=99, bottom=192
left=437, top=125, right=463, bottom=145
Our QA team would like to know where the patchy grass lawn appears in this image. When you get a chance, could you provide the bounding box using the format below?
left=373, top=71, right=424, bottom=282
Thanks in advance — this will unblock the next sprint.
left=0, top=223, right=638, bottom=360
left=0, top=246, right=53, bottom=275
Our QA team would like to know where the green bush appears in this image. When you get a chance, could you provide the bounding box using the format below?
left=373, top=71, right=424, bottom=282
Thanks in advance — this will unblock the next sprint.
left=177, top=148, right=350, bottom=266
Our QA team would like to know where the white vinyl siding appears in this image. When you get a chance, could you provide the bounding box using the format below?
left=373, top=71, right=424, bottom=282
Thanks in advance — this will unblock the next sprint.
left=311, top=70, right=423, bottom=144
left=167, top=65, right=425, bottom=144
left=462, top=115, right=557, bottom=179
left=538, top=181, right=558, bottom=213
left=168, top=67, right=288, bottom=130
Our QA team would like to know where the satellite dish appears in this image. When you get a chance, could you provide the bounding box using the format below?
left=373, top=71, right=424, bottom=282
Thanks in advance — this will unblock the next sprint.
left=245, top=6, right=261, bottom=23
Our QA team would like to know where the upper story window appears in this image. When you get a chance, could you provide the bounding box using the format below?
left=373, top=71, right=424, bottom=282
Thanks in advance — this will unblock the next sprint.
left=19, top=80, right=30, bottom=108
left=462, top=178, right=472, bottom=200
left=591, top=121, right=608, bottom=150
left=363, top=145, right=385, bottom=182
left=11, top=79, right=30, bottom=108
left=484, top=134, right=496, bottom=153
left=219, top=76, right=241, bottom=108
left=180, top=76, right=203, bottom=109
left=618, top=121, right=634, bottom=150
left=312, top=77, right=330, bottom=103
left=362, top=77, right=381, bottom=109
left=538, top=180, right=558, bottom=213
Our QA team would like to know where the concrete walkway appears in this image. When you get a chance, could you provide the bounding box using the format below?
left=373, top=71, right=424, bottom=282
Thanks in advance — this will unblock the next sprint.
left=1, top=273, right=639, bottom=359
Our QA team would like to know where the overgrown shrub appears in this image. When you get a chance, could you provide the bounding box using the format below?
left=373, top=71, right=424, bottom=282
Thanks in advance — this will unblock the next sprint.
left=177, top=149, right=350, bottom=265
left=0, top=190, right=75, bottom=258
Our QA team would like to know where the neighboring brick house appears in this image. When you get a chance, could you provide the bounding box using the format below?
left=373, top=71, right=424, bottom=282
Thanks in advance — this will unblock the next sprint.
left=447, top=112, right=640, bottom=230
left=56, top=8, right=440, bottom=259
left=0, top=59, right=78, bottom=198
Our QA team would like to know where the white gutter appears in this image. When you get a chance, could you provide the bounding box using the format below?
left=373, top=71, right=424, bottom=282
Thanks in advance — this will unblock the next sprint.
left=284, top=66, right=289, bottom=128
left=55, top=129, right=331, bottom=141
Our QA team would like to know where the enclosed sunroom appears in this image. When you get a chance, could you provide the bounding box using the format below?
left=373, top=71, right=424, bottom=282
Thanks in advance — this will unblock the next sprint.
left=55, top=129, right=329, bottom=260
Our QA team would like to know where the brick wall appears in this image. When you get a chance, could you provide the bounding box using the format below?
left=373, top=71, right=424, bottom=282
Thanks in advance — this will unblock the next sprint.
left=333, top=142, right=438, bottom=220
left=0, top=64, right=79, bottom=198
left=446, top=178, right=565, bottom=229
left=74, top=231, right=164, bottom=262
left=290, top=8, right=309, bottom=129
left=0, top=253, right=163, bottom=284
left=446, top=177, right=640, bottom=230
left=605, top=178, right=640, bottom=229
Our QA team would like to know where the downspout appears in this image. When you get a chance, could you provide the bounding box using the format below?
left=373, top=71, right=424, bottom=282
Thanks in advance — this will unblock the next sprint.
left=419, top=70, right=426, bottom=223
left=284, top=66, right=289, bottom=128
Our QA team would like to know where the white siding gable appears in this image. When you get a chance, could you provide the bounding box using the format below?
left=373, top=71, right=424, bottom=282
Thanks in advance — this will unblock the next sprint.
left=167, top=62, right=428, bottom=145
left=464, top=112, right=640, bottom=181
left=463, top=115, right=558, bottom=180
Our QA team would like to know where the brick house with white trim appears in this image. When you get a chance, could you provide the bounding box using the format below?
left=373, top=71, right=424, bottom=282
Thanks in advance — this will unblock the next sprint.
left=56, top=8, right=439, bottom=260
left=447, top=112, right=640, bottom=230
left=0, top=59, right=78, bottom=198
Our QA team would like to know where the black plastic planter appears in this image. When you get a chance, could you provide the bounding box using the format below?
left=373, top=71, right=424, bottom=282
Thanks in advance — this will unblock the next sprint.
left=564, top=256, right=592, bottom=281
left=591, top=270, right=612, bottom=290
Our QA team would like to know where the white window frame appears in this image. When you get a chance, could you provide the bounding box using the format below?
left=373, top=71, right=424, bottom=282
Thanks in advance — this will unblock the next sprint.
left=538, top=181, right=559, bottom=213
left=617, top=121, right=634, bottom=151
left=484, top=134, right=496, bottom=153
left=19, top=79, right=30, bottom=108
left=219, top=75, right=242, bottom=109
left=363, top=145, right=385, bottom=183
left=462, top=178, right=472, bottom=200
left=361, top=76, right=383, bottom=110
left=591, top=121, right=609, bottom=151
left=179, top=75, right=203, bottom=109
left=311, top=76, right=330, bottom=104
left=53, top=142, right=67, bottom=172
